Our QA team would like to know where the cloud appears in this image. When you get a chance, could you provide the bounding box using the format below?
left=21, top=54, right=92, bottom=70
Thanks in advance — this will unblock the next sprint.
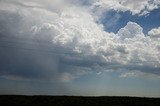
left=0, top=0, right=160, bottom=83
left=117, top=22, right=145, bottom=39
left=91, top=0, right=160, bottom=15
left=148, top=27, right=160, bottom=38
left=120, top=70, right=160, bottom=79
left=120, top=72, right=138, bottom=78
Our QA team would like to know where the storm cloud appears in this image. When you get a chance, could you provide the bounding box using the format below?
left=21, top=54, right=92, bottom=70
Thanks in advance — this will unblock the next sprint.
left=0, top=0, right=160, bottom=83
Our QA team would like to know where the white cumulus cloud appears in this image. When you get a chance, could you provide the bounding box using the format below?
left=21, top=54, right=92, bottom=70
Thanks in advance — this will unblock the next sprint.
left=148, top=27, right=160, bottom=38
left=91, top=0, right=160, bottom=15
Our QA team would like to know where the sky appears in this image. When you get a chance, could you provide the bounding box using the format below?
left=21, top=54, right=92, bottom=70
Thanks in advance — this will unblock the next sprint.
left=0, top=0, right=160, bottom=97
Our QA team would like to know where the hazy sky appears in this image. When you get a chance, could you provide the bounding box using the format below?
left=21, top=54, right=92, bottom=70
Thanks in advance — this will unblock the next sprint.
left=0, top=0, right=160, bottom=97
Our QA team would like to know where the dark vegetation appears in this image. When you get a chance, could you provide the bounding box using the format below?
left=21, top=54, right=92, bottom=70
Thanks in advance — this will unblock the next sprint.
left=0, top=95, right=160, bottom=106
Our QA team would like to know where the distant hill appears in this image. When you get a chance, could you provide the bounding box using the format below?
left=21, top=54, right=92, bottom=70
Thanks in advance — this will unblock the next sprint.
left=0, top=95, right=159, bottom=106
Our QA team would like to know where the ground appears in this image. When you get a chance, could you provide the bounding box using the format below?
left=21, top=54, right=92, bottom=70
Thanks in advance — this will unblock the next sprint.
left=0, top=95, right=160, bottom=106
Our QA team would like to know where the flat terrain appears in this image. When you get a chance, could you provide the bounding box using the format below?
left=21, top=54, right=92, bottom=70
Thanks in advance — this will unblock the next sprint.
left=0, top=95, right=159, bottom=106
